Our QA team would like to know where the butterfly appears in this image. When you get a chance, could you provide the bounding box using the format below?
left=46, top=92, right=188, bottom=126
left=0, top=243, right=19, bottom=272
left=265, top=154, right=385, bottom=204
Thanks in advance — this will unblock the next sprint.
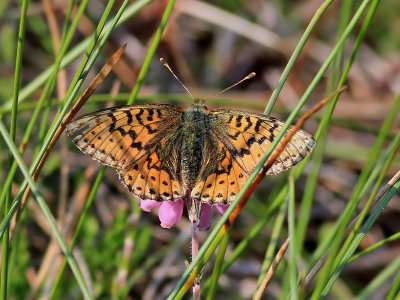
left=66, top=100, right=315, bottom=205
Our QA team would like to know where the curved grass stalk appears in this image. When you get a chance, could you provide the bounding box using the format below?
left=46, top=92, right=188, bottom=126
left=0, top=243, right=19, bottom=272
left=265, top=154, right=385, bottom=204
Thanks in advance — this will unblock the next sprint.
left=0, top=119, right=93, bottom=299
left=128, top=0, right=176, bottom=104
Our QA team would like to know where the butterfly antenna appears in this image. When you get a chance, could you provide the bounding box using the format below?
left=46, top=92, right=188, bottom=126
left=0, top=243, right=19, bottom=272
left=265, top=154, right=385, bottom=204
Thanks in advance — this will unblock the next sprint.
left=217, top=72, right=256, bottom=95
left=160, top=58, right=195, bottom=101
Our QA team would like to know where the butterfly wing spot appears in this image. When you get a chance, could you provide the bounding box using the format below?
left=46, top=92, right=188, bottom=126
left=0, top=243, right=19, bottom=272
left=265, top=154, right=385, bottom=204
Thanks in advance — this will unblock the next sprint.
left=200, top=173, right=217, bottom=202
left=211, top=171, right=229, bottom=204
left=159, top=170, right=173, bottom=200
left=171, top=179, right=185, bottom=199
left=145, top=166, right=161, bottom=200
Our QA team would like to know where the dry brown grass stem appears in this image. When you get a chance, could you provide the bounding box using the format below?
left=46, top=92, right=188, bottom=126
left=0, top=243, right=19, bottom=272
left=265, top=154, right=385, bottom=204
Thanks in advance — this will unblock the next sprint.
left=253, top=238, right=290, bottom=300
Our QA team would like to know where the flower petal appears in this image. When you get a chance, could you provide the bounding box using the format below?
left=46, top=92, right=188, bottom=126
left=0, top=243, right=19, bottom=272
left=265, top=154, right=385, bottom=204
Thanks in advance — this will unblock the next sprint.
left=139, top=199, right=161, bottom=212
left=198, top=203, right=212, bottom=231
left=214, top=204, right=229, bottom=216
left=159, top=200, right=184, bottom=228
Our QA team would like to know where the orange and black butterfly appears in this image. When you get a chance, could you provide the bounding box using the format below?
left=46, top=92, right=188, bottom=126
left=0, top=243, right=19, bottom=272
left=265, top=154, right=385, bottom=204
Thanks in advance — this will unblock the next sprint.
left=66, top=100, right=315, bottom=205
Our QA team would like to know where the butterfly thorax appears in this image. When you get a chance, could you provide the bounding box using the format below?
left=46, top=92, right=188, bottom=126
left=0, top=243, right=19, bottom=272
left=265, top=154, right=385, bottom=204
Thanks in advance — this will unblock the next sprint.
left=180, top=103, right=210, bottom=188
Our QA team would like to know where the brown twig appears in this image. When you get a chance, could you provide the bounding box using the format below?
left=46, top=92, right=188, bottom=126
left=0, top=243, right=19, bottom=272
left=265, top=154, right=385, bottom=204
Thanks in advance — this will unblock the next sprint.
left=42, top=0, right=67, bottom=97
left=254, top=238, right=290, bottom=300
left=42, top=0, right=70, bottom=232
left=10, top=44, right=127, bottom=239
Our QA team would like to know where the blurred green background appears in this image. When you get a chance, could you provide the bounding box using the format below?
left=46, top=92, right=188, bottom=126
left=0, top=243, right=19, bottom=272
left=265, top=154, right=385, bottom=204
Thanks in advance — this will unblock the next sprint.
left=0, top=0, right=399, bottom=299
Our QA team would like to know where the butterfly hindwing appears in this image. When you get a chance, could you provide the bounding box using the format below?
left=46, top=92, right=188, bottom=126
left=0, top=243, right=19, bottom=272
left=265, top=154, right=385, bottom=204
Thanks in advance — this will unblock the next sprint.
left=117, top=150, right=185, bottom=201
left=191, top=140, right=248, bottom=205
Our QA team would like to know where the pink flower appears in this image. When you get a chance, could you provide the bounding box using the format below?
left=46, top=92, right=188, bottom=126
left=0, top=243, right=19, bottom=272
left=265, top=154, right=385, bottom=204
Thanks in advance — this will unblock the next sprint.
left=198, top=203, right=212, bottom=231
left=139, top=199, right=161, bottom=212
left=159, top=200, right=184, bottom=228
left=139, top=199, right=230, bottom=230
left=213, top=204, right=229, bottom=216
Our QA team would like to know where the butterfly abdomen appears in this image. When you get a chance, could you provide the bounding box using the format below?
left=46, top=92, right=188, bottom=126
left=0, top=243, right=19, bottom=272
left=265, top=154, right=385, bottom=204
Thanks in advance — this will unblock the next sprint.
left=180, top=106, right=210, bottom=188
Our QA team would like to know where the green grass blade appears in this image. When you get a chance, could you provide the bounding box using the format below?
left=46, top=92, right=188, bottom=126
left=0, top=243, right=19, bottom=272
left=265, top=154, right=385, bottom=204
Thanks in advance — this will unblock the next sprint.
left=296, top=132, right=326, bottom=252
left=128, top=0, right=176, bottom=104
left=49, top=166, right=106, bottom=298
left=384, top=271, right=400, bottom=300
left=264, top=0, right=335, bottom=115
left=349, top=232, right=400, bottom=263
left=0, top=0, right=29, bottom=298
left=206, top=229, right=230, bottom=299
left=257, top=199, right=287, bottom=287
left=288, top=175, right=299, bottom=300
left=322, top=177, right=400, bottom=296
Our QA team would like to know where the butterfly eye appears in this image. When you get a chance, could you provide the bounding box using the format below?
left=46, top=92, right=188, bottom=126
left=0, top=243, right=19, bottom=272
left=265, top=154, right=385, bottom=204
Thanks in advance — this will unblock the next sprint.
left=193, top=99, right=208, bottom=110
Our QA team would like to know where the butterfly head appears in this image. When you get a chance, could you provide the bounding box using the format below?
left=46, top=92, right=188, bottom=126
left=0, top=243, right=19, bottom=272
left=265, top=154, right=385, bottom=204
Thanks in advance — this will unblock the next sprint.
left=191, top=99, right=208, bottom=111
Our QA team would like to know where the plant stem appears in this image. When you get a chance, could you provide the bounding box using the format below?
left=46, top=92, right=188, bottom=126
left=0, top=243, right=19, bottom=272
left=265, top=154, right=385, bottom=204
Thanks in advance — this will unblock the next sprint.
left=189, top=199, right=200, bottom=300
